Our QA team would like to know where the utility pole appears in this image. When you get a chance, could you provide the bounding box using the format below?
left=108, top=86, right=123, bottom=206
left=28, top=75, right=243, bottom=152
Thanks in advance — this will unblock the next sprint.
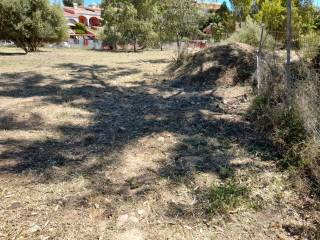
left=286, top=0, right=292, bottom=102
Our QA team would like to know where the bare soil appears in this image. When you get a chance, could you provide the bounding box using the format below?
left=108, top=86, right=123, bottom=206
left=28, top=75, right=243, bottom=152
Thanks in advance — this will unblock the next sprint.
left=0, top=45, right=319, bottom=240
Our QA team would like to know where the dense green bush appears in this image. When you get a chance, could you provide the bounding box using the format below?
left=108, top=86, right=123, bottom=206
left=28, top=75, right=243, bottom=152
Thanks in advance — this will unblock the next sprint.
left=0, top=0, right=68, bottom=53
left=229, top=17, right=276, bottom=49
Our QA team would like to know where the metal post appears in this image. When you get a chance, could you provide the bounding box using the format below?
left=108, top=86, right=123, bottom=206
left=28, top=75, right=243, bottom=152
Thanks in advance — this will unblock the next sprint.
left=286, top=0, right=292, bottom=101
left=257, top=24, right=265, bottom=93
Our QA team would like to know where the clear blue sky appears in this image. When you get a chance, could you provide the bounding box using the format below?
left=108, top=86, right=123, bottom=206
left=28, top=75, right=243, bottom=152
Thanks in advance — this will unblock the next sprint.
left=83, top=0, right=100, bottom=5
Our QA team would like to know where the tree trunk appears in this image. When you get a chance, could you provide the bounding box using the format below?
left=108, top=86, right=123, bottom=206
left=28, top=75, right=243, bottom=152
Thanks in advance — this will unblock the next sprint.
left=15, top=39, right=28, bottom=54
left=160, top=30, right=163, bottom=51
left=112, top=30, right=118, bottom=51
left=113, top=41, right=117, bottom=51
left=27, top=39, right=39, bottom=52
left=176, top=33, right=181, bottom=57
left=133, top=37, right=137, bottom=52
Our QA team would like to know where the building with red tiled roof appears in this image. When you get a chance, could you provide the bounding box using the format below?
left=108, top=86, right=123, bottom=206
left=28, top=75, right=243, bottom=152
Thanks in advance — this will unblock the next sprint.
left=63, top=3, right=102, bottom=39
left=198, top=2, right=222, bottom=13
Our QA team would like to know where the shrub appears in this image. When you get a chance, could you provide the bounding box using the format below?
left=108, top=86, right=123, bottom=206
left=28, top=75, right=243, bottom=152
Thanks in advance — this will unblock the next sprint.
left=248, top=95, right=306, bottom=168
left=301, top=140, right=320, bottom=196
left=74, top=23, right=87, bottom=35
left=271, top=108, right=306, bottom=154
left=300, top=31, right=320, bottom=61
left=246, top=95, right=273, bottom=132
left=293, top=64, right=320, bottom=195
left=293, top=63, right=320, bottom=142
left=229, top=17, right=276, bottom=50
left=0, top=0, right=68, bottom=53
left=247, top=62, right=320, bottom=195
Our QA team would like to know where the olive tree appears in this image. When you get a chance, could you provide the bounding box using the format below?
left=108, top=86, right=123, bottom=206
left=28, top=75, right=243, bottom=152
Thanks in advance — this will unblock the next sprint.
left=230, top=0, right=253, bottom=27
left=161, top=0, right=201, bottom=56
left=0, top=0, right=68, bottom=53
left=101, top=0, right=200, bottom=54
left=102, top=0, right=157, bottom=52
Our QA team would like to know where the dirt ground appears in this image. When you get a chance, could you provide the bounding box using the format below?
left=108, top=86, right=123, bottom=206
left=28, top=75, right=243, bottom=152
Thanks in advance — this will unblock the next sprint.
left=0, top=45, right=319, bottom=240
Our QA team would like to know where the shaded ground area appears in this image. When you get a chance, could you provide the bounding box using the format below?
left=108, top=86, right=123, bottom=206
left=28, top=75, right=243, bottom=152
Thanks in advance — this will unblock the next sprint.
left=0, top=45, right=319, bottom=240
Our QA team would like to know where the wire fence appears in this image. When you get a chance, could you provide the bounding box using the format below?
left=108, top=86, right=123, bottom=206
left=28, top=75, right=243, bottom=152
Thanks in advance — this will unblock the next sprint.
left=256, top=27, right=320, bottom=89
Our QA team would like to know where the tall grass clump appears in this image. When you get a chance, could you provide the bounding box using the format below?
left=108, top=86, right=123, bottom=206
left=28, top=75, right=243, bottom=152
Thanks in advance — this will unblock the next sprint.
left=293, top=64, right=320, bottom=195
left=208, top=181, right=250, bottom=214
left=247, top=93, right=306, bottom=167
left=247, top=61, right=320, bottom=196
left=229, top=17, right=276, bottom=50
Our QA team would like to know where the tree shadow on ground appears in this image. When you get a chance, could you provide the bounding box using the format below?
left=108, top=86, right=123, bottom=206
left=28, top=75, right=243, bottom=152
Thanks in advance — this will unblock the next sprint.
left=140, top=59, right=172, bottom=64
left=0, top=48, right=274, bottom=219
left=0, top=49, right=51, bottom=56
left=0, top=52, right=26, bottom=56
left=0, top=111, right=42, bottom=130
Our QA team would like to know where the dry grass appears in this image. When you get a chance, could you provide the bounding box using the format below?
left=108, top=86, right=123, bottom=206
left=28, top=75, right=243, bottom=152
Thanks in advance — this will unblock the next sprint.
left=0, top=45, right=319, bottom=240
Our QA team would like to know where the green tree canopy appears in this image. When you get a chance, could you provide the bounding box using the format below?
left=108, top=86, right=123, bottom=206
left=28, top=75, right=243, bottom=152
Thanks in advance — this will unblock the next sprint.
left=315, top=9, right=320, bottom=30
left=230, top=0, right=253, bottom=25
left=200, top=1, right=235, bottom=41
left=254, top=0, right=316, bottom=39
left=102, top=0, right=201, bottom=53
left=63, top=0, right=84, bottom=7
left=0, top=0, right=68, bottom=53
left=102, top=0, right=157, bottom=51
left=160, top=0, right=201, bottom=54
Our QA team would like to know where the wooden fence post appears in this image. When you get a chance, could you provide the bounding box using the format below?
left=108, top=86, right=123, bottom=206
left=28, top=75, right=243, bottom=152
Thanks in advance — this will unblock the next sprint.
left=286, top=0, right=292, bottom=102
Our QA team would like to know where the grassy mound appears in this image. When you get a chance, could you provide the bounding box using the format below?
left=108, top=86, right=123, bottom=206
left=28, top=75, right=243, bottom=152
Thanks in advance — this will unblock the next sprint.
left=169, top=43, right=256, bottom=88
